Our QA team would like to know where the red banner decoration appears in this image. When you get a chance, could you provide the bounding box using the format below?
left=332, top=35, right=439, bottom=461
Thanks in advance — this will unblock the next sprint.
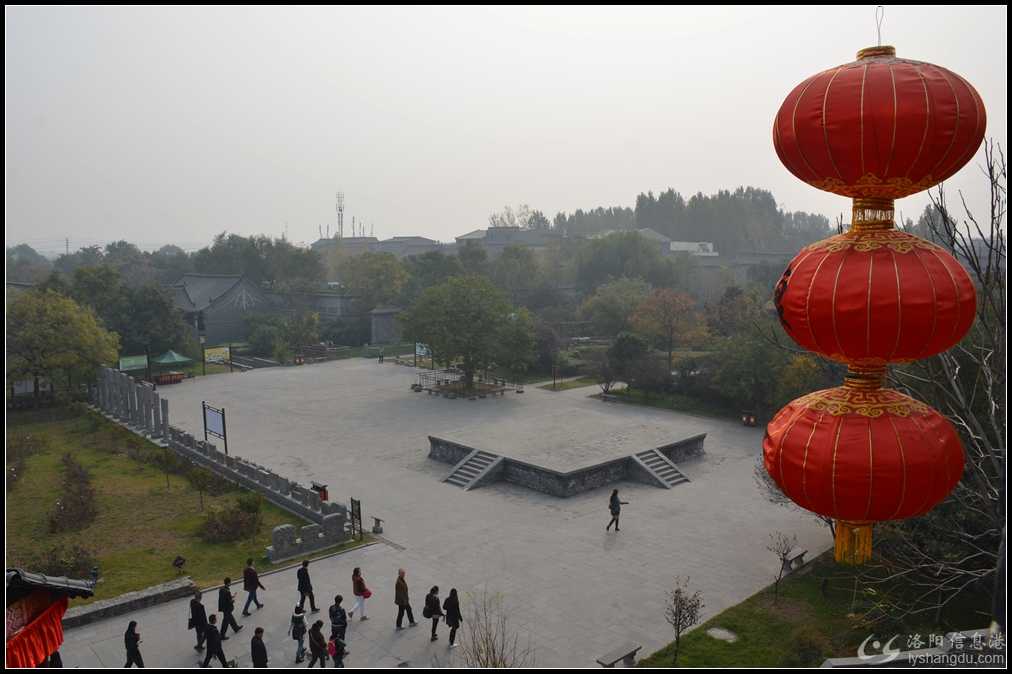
left=6, top=594, right=69, bottom=668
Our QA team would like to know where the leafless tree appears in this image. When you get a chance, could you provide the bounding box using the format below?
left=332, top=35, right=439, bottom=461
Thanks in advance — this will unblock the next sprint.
left=861, top=140, right=1006, bottom=624
left=460, top=588, right=534, bottom=668
left=664, top=576, right=704, bottom=665
left=767, top=531, right=798, bottom=603
left=752, top=458, right=835, bottom=537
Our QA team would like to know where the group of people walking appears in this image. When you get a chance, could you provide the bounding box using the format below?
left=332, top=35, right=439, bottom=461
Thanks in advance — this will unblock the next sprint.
left=118, top=557, right=463, bottom=668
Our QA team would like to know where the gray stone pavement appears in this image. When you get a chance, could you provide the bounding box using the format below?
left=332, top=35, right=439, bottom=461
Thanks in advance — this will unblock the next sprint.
left=60, top=359, right=831, bottom=667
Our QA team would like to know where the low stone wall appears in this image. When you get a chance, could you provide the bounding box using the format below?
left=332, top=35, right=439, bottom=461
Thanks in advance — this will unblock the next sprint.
left=63, top=577, right=196, bottom=629
left=428, top=435, right=705, bottom=498
left=657, top=434, right=706, bottom=463
left=428, top=436, right=475, bottom=465
left=91, top=367, right=357, bottom=565
left=502, top=456, right=631, bottom=497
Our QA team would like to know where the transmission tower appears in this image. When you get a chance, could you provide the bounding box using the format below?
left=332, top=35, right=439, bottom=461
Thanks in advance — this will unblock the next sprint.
left=336, top=191, right=345, bottom=239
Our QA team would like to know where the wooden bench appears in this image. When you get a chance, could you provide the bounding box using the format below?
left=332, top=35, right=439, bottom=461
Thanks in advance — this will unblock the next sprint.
left=781, top=547, right=808, bottom=575
left=596, top=642, right=641, bottom=667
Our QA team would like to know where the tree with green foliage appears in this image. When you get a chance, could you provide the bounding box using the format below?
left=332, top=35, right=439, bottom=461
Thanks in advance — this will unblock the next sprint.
left=340, top=252, right=407, bottom=310
left=632, top=288, right=702, bottom=372
left=6, top=244, right=52, bottom=283
left=401, top=251, right=464, bottom=304
left=580, top=277, right=651, bottom=337
left=606, top=331, right=650, bottom=383
left=458, top=241, right=488, bottom=276
left=497, top=308, right=536, bottom=381
left=491, top=246, right=540, bottom=305
left=6, top=290, right=119, bottom=403
left=401, top=276, right=531, bottom=390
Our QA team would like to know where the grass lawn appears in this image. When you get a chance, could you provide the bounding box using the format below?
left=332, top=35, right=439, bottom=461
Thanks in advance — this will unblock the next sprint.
left=639, top=552, right=991, bottom=667
left=537, top=376, right=600, bottom=391
left=610, top=386, right=738, bottom=420
left=6, top=407, right=369, bottom=603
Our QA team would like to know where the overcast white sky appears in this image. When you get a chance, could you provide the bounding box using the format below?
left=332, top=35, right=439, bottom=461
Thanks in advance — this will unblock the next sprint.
left=5, top=5, right=1007, bottom=255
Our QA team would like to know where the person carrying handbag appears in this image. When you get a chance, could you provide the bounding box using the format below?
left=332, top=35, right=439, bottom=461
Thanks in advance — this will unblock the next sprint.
left=349, top=567, right=370, bottom=621
left=423, top=586, right=444, bottom=642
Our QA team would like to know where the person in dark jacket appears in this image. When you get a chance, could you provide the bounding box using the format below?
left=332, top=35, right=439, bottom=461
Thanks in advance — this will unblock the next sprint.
left=218, top=577, right=243, bottom=638
left=202, top=614, right=229, bottom=668
left=190, top=590, right=208, bottom=651
left=606, top=489, right=629, bottom=531
left=329, top=633, right=347, bottom=668
left=297, top=560, right=320, bottom=612
left=124, top=621, right=144, bottom=667
left=242, top=558, right=266, bottom=616
left=423, top=586, right=444, bottom=642
left=394, top=568, right=417, bottom=630
left=251, top=626, right=268, bottom=668
left=443, top=589, right=463, bottom=649
left=289, top=604, right=308, bottom=663
left=307, top=620, right=328, bottom=668
left=329, top=595, right=348, bottom=642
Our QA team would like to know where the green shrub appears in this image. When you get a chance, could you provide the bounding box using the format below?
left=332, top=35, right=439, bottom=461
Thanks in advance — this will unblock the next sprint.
left=781, top=625, right=831, bottom=666
left=236, top=492, right=263, bottom=514
left=48, top=453, right=98, bottom=532
left=29, top=544, right=98, bottom=579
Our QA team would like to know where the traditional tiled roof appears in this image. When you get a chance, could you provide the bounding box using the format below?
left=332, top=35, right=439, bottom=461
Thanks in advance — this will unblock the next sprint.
left=5, top=568, right=95, bottom=604
left=169, top=274, right=248, bottom=311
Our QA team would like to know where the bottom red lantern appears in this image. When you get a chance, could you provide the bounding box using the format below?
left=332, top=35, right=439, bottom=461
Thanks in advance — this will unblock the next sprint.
left=763, top=374, right=964, bottom=564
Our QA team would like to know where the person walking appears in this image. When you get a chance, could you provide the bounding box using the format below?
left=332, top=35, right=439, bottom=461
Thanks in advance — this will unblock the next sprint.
left=423, top=586, right=444, bottom=642
left=250, top=627, right=268, bottom=668
left=307, top=620, right=329, bottom=668
left=201, top=614, right=229, bottom=668
left=328, top=633, right=347, bottom=668
left=289, top=604, right=308, bottom=664
left=242, top=558, right=265, bottom=616
left=218, top=577, right=243, bottom=638
left=443, top=589, right=462, bottom=649
left=349, top=568, right=370, bottom=621
left=190, top=590, right=208, bottom=652
left=297, top=560, right=320, bottom=613
left=124, top=621, right=144, bottom=667
left=394, top=568, right=417, bottom=630
left=606, top=489, right=629, bottom=532
left=329, top=595, right=348, bottom=642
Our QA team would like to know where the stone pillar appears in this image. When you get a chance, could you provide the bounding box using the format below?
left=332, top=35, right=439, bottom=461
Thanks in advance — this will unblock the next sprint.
left=160, top=398, right=169, bottom=437
left=151, top=392, right=162, bottom=438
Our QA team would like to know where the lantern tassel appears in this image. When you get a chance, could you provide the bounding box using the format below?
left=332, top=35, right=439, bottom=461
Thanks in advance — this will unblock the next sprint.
left=834, top=520, right=873, bottom=565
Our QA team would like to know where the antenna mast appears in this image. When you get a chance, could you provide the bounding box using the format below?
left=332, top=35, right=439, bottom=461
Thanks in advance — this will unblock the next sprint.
left=336, top=191, right=345, bottom=239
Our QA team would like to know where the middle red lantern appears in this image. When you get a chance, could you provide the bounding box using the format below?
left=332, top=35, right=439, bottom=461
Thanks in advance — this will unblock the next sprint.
left=774, top=221, right=977, bottom=368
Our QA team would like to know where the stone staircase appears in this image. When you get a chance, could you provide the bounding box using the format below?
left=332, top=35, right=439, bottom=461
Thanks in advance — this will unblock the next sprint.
left=634, top=449, right=690, bottom=488
left=445, top=450, right=501, bottom=490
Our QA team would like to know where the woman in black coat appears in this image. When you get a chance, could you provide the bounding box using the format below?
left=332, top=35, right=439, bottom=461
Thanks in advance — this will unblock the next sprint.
left=424, top=586, right=444, bottom=642
left=124, top=621, right=144, bottom=668
left=442, top=588, right=463, bottom=648
left=307, top=620, right=328, bottom=668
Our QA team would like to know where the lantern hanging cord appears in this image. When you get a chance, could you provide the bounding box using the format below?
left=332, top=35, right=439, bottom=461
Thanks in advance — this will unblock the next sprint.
left=876, top=6, right=885, bottom=46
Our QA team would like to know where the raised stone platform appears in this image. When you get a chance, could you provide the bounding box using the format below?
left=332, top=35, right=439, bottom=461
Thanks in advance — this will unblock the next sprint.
left=429, top=433, right=704, bottom=497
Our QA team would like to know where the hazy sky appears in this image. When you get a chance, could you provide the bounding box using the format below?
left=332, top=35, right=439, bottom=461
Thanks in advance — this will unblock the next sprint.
left=5, top=5, right=1007, bottom=255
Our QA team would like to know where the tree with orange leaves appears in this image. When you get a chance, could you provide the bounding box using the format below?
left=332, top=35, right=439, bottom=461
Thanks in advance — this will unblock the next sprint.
left=631, top=289, right=699, bottom=373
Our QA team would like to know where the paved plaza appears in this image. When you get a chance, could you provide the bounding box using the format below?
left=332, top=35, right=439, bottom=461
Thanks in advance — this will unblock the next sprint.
left=61, top=359, right=830, bottom=667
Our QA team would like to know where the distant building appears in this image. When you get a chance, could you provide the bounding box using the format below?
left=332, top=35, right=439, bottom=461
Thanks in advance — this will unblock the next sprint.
left=454, top=226, right=560, bottom=258
left=310, top=235, right=446, bottom=260
left=591, top=228, right=719, bottom=258
left=5, top=280, right=36, bottom=298
left=169, top=273, right=268, bottom=345
left=668, top=241, right=718, bottom=256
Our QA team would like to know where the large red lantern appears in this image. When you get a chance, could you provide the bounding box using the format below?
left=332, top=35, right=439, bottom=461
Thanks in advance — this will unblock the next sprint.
left=766, top=44, right=984, bottom=564
left=763, top=373, right=965, bottom=563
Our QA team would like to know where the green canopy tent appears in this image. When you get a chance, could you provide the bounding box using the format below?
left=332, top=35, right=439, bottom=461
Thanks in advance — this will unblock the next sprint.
left=151, top=350, right=193, bottom=367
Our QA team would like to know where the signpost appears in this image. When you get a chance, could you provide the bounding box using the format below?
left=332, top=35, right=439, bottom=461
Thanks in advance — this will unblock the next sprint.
left=350, top=498, right=363, bottom=540
left=204, top=345, right=233, bottom=374
left=202, top=401, right=228, bottom=456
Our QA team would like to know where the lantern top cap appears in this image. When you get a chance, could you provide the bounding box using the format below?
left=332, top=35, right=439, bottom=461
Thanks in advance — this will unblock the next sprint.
left=857, top=45, right=896, bottom=60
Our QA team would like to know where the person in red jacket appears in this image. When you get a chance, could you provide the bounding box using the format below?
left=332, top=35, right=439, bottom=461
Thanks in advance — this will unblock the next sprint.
left=242, top=558, right=266, bottom=616
left=349, top=567, right=370, bottom=621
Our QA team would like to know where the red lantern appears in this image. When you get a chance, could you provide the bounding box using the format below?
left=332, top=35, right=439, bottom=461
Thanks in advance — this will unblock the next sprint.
left=763, top=375, right=964, bottom=563
left=773, top=46, right=986, bottom=200
left=766, top=44, right=985, bottom=565
left=774, top=228, right=977, bottom=367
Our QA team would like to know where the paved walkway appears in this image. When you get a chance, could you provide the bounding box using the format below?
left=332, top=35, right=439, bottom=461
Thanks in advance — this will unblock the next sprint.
left=61, top=359, right=830, bottom=667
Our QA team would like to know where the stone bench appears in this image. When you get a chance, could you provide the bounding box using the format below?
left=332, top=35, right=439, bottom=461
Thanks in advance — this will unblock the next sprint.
left=781, top=547, right=808, bottom=575
left=596, top=642, right=641, bottom=667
